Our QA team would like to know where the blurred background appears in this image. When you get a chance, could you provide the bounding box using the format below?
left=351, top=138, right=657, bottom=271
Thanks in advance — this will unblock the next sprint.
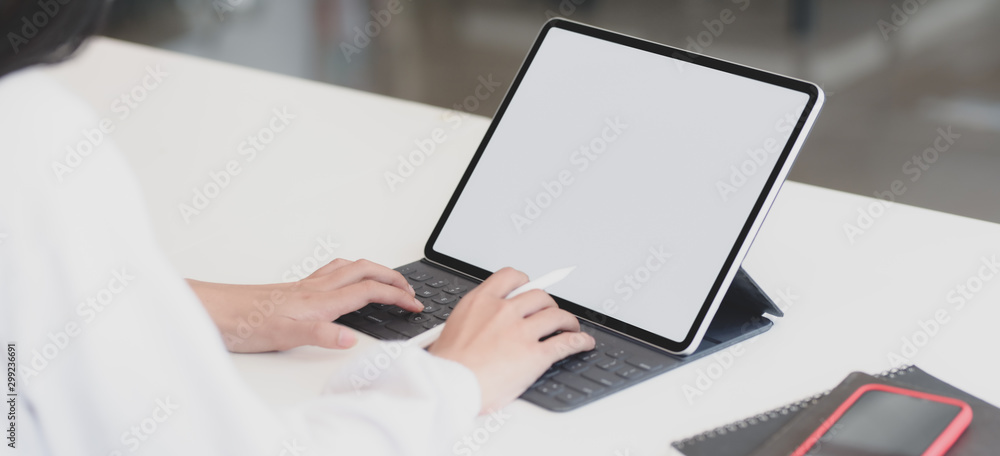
left=102, top=0, right=1000, bottom=223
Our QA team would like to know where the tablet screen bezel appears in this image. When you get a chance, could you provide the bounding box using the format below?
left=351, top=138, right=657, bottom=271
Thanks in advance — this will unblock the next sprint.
left=422, top=18, right=822, bottom=354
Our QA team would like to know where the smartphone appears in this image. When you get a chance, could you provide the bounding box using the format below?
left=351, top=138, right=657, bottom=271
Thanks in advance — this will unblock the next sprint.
left=792, top=383, right=973, bottom=456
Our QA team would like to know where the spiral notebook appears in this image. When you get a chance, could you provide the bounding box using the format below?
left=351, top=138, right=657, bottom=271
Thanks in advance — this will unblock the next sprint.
left=672, top=365, right=1000, bottom=456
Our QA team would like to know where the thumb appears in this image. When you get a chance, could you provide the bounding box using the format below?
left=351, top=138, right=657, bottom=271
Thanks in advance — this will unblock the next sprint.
left=274, top=318, right=358, bottom=350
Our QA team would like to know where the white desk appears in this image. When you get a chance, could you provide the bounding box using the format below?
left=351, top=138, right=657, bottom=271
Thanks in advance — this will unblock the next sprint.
left=46, top=38, right=1000, bottom=455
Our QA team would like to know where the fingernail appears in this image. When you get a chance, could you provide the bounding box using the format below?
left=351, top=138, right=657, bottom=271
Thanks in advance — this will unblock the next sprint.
left=408, top=284, right=415, bottom=294
left=413, top=298, right=424, bottom=310
left=338, top=329, right=357, bottom=347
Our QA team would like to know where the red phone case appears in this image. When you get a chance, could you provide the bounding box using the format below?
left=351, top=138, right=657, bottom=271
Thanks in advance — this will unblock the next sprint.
left=791, top=383, right=973, bottom=456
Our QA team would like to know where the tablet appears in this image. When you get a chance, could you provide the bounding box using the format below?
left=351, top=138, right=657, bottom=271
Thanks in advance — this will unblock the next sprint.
left=424, top=19, right=824, bottom=355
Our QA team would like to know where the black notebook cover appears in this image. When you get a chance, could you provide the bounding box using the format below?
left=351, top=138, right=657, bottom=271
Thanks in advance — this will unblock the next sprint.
left=672, top=365, right=1000, bottom=456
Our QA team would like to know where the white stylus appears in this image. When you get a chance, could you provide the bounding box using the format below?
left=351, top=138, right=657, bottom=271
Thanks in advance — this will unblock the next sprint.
left=407, top=266, right=576, bottom=348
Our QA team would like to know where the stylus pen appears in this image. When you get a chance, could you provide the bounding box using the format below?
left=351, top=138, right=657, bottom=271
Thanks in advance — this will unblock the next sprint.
left=407, top=266, right=576, bottom=348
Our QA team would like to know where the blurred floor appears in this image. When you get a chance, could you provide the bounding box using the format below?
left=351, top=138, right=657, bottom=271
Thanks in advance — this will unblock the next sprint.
left=103, top=0, right=1000, bottom=224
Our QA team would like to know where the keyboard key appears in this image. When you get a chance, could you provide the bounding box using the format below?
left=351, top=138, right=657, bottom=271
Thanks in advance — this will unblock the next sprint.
left=535, top=381, right=563, bottom=395
left=443, top=285, right=467, bottom=295
left=408, top=282, right=423, bottom=291
left=431, top=294, right=456, bottom=305
left=416, top=289, right=439, bottom=298
left=606, top=348, right=629, bottom=358
left=562, top=360, right=588, bottom=373
left=583, top=369, right=625, bottom=387
left=386, top=321, right=423, bottom=338
left=407, top=313, right=432, bottom=324
left=553, top=373, right=605, bottom=396
left=434, top=310, right=451, bottom=320
left=625, top=355, right=665, bottom=371
left=363, top=324, right=403, bottom=340
left=420, top=303, right=441, bottom=314
left=575, top=350, right=601, bottom=362
left=616, top=367, right=643, bottom=380
left=422, top=319, right=443, bottom=329
left=365, top=314, right=390, bottom=325
left=387, top=307, right=409, bottom=317
left=555, top=390, right=585, bottom=405
left=596, top=357, right=620, bottom=371
left=426, top=279, right=448, bottom=288
left=397, top=266, right=416, bottom=275
left=409, top=273, right=433, bottom=282
left=337, top=313, right=367, bottom=327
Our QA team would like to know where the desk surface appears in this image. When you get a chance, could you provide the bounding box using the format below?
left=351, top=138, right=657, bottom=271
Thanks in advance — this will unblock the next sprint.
left=46, top=38, right=1000, bottom=455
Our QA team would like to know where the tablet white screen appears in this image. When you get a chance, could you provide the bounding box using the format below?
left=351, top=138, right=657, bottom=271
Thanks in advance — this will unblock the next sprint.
left=433, top=27, right=809, bottom=342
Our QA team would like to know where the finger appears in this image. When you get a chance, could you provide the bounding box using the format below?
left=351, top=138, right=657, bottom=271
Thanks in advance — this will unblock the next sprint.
left=523, top=307, right=582, bottom=339
left=306, top=258, right=352, bottom=280
left=539, top=331, right=595, bottom=362
left=271, top=318, right=358, bottom=350
left=475, top=267, right=529, bottom=298
left=508, top=289, right=557, bottom=317
left=334, top=280, right=424, bottom=313
left=325, top=259, right=413, bottom=294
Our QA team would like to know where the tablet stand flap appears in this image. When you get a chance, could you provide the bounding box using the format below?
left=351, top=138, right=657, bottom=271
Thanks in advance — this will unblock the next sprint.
left=723, top=267, right=783, bottom=318
left=693, top=267, right=781, bottom=351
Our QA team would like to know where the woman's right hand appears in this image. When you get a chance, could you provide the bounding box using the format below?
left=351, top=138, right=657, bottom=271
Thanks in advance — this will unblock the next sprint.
left=428, top=267, right=596, bottom=414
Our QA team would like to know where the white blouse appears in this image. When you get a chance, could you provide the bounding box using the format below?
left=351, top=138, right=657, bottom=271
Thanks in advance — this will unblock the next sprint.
left=0, top=68, right=481, bottom=456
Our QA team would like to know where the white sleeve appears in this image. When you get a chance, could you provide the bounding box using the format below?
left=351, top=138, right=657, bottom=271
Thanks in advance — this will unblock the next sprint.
left=287, top=344, right=482, bottom=455
left=0, top=69, right=480, bottom=456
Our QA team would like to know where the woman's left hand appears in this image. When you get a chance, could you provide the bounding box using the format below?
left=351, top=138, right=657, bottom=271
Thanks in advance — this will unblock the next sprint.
left=187, top=259, right=423, bottom=353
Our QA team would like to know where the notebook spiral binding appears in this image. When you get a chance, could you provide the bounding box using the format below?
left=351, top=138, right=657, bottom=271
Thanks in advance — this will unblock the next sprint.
left=672, top=365, right=916, bottom=450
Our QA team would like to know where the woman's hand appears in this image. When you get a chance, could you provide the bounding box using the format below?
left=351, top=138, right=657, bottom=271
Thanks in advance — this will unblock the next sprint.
left=188, top=259, right=423, bottom=353
left=428, top=267, right=596, bottom=414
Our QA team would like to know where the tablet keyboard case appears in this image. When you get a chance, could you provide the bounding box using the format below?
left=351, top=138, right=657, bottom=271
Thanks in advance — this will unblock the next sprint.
left=521, top=267, right=784, bottom=411
left=340, top=261, right=782, bottom=412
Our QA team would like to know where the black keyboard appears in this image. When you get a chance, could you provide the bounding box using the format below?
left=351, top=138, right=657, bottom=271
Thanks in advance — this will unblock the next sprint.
left=334, top=261, right=475, bottom=340
left=335, top=260, right=772, bottom=412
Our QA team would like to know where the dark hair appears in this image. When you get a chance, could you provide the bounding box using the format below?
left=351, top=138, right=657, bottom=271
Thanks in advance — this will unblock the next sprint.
left=0, top=0, right=111, bottom=78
